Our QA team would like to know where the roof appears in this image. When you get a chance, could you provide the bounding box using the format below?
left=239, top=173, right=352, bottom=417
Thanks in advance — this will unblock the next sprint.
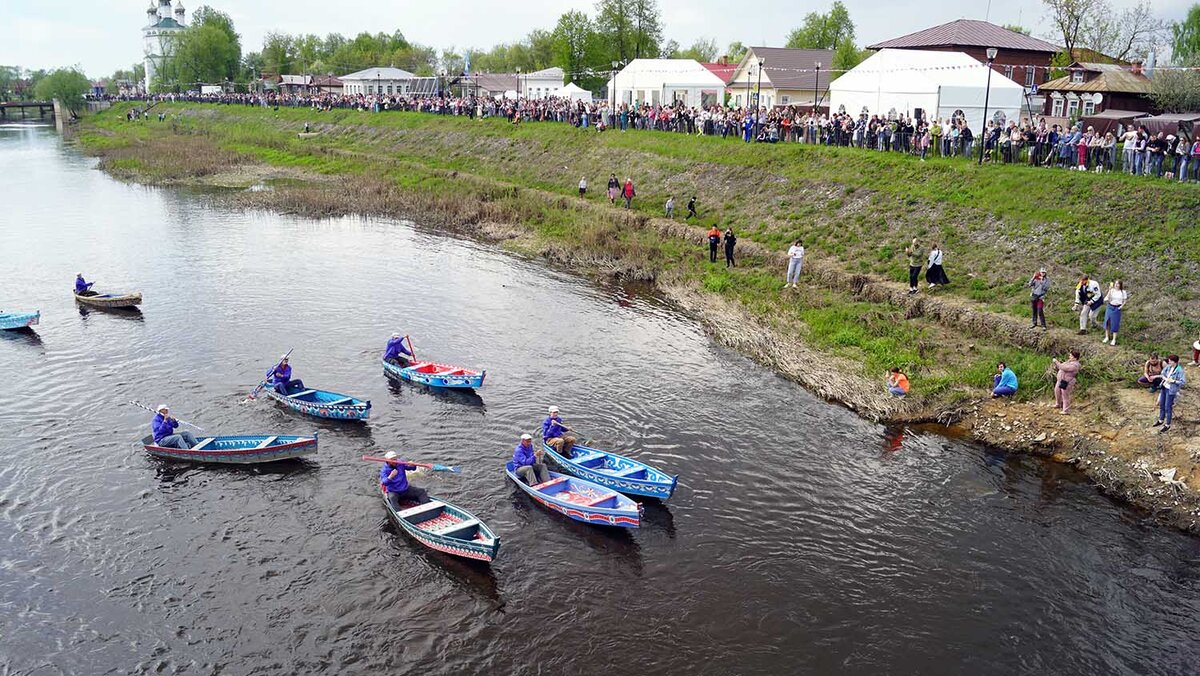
left=1040, top=64, right=1152, bottom=95
left=525, top=67, right=564, bottom=80
left=146, top=17, right=185, bottom=29
left=741, top=47, right=835, bottom=90
left=611, top=59, right=726, bottom=87
left=701, top=62, right=738, bottom=85
left=279, top=75, right=311, bottom=86
left=340, top=67, right=416, bottom=81
left=311, top=75, right=342, bottom=87
left=472, top=73, right=518, bottom=93
left=1083, top=109, right=1150, bottom=121
left=832, top=49, right=1026, bottom=92
left=868, top=19, right=1060, bottom=53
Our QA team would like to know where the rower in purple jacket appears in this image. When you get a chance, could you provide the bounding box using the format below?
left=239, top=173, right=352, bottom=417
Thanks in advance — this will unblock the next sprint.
left=268, top=355, right=296, bottom=394
left=75, top=273, right=94, bottom=295
left=151, top=404, right=197, bottom=449
left=384, top=333, right=413, bottom=368
left=380, top=451, right=429, bottom=508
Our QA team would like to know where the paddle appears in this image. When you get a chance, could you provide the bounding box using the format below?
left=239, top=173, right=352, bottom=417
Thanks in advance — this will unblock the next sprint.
left=245, top=348, right=293, bottom=402
left=405, top=334, right=417, bottom=362
left=127, top=401, right=205, bottom=432
left=361, top=455, right=461, bottom=473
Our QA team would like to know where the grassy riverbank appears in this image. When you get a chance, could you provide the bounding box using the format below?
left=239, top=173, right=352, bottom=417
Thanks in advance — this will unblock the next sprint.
left=77, top=103, right=1200, bottom=530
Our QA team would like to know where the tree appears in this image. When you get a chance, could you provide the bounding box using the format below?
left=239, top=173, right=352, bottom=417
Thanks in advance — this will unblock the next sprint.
left=1172, top=4, right=1200, bottom=63
left=1004, top=24, right=1032, bottom=36
left=672, top=37, right=719, bottom=62
left=831, top=40, right=866, bottom=74
left=726, top=41, right=748, bottom=62
left=165, top=5, right=242, bottom=88
left=595, top=0, right=663, bottom=62
left=552, top=11, right=599, bottom=81
left=785, top=1, right=855, bottom=50
left=0, top=66, right=22, bottom=101
left=1042, top=0, right=1166, bottom=61
left=34, top=68, right=88, bottom=113
left=1149, top=57, right=1200, bottom=111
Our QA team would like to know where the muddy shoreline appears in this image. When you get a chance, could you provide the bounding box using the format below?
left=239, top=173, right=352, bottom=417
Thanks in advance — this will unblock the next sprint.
left=76, top=118, right=1200, bottom=535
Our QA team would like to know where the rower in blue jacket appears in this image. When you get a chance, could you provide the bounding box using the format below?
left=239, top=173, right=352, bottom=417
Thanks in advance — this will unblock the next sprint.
left=380, top=451, right=429, bottom=508
left=269, top=355, right=297, bottom=394
left=541, top=406, right=576, bottom=458
left=75, top=273, right=94, bottom=295
left=152, top=404, right=197, bottom=449
left=384, top=333, right=413, bottom=367
left=512, top=433, right=549, bottom=485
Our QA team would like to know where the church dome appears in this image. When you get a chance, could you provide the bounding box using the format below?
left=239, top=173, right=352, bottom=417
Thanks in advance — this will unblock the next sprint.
left=174, top=0, right=184, bottom=15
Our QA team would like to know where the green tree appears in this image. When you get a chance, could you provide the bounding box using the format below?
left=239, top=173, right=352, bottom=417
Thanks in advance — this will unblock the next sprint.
left=0, top=66, right=22, bottom=101
left=596, top=0, right=663, bottom=62
left=785, top=1, right=855, bottom=49
left=552, top=11, right=598, bottom=80
left=1042, top=0, right=1165, bottom=61
left=673, top=37, right=719, bottom=62
left=1004, top=24, right=1032, bottom=35
left=1149, top=56, right=1200, bottom=111
left=165, top=5, right=242, bottom=88
left=1173, top=4, right=1200, bottom=63
left=726, top=41, right=748, bottom=62
left=34, top=68, right=89, bottom=113
left=831, top=40, right=865, bottom=74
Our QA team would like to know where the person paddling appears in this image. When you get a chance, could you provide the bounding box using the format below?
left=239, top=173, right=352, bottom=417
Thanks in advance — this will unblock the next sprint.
left=152, top=404, right=197, bottom=449
left=269, top=355, right=295, bottom=394
left=384, top=333, right=414, bottom=368
left=380, top=451, right=430, bottom=508
left=513, top=433, right=550, bottom=485
left=75, top=273, right=94, bottom=295
left=542, top=406, right=577, bottom=458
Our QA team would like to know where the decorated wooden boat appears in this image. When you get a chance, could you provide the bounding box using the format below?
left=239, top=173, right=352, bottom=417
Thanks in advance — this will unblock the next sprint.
left=74, top=290, right=143, bottom=308
left=0, top=310, right=39, bottom=330
left=263, top=380, right=370, bottom=420
left=543, top=442, right=678, bottom=500
left=381, top=488, right=500, bottom=562
left=382, top=358, right=486, bottom=389
left=505, top=464, right=642, bottom=528
left=139, top=432, right=317, bottom=464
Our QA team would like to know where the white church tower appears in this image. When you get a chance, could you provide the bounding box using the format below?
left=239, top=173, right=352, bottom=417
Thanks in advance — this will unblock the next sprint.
left=143, top=0, right=187, bottom=91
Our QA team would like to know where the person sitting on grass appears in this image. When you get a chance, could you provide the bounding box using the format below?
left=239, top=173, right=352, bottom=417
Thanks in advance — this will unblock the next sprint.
left=887, top=368, right=910, bottom=398
left=991, top=362, right=1018, bottom=398
left=1137, top=353, right=1164, bottom=392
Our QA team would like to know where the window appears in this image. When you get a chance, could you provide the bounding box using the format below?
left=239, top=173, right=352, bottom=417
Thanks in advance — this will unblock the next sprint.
left=1052, top=97, right=1064, bottom=117
left=1083, top=99, right=1095, bottom=115
left=1067, top=99, right=1079, bottom=117
left=1004, top=65, right=1014, bottom=79
left=781, top=94, right=790, bottom=104
left=387, top=85, right=393, bottom=94
left=1024, top=67, right=1035, bottom=87
left=367, top=85, right=374, bottom=94
left=1071, top=70, right=1084, bottom=83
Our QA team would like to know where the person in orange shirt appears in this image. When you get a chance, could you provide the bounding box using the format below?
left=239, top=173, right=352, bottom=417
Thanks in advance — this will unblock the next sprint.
left=887, top=367, right=910, bottom=397
left=707, top=226, right=722, bottom=263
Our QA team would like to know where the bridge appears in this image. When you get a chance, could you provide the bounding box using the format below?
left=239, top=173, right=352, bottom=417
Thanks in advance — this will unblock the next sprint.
left=0, top=101, right=55, bottom=120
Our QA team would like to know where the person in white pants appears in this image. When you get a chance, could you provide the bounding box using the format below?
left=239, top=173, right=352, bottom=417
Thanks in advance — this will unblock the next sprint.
left=1072, top=275, right=1103, bottom=335
left=784, top=240, right=805, bottom=288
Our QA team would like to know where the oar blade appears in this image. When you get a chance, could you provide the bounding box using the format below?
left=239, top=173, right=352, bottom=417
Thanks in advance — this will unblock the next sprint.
left=432, top=464, right=462, bottom=473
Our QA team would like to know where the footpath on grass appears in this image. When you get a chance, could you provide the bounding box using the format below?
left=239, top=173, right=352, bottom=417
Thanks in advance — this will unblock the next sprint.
left=77, top=103, right=1200, bottom=532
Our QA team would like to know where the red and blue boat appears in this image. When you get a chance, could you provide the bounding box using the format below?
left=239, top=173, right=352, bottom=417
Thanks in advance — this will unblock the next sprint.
left=0, top=310, right=39, bottom=330
left=381, top=488, right=500, bottom=562
left=382, top=358, right=486, bottom=389
left=505, top=464, right=642, bottom=528
left=140, top=432, right=317, bottom=464
left=543, top=442, right=678, bottom=500
left=263, top=381, right=371, bottom=420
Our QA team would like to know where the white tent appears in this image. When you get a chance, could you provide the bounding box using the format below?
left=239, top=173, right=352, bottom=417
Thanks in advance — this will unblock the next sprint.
left=608, top=59, right=726, bottom=108
left=829, top=49, right=1026, bottom=131
left=560, top=82, right=594, bottom=103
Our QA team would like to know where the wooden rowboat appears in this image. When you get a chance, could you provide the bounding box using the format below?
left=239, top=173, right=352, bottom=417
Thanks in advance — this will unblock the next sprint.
left=263, top=381, right=370, bottom=420
left=381, top=488, right=500, bottom=562
left=505, top=464, right=642, bottom=528
left=0, top=311, right=39, bottom=330
left=74, top=290, right=142, bottom=308
left=543, top=442, right=678, bottom=500
left=139, top=432, right=317, bottom=464
left=382, top=358, right=486, bottom=389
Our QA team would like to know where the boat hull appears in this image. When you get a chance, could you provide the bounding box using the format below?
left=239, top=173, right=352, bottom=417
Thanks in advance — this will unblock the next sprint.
left=382, top=490, right=500, bottom=562
left=382, top=358, right=486, bottom=389
left=0, top=311, right=39, bottom=330
left=543, top=443, right=678, bottom=499
left=505, top=467, right=642, bottom=528
left=74, top=291, right=142, bottom=308
left=140, top=433, right=317, bottom=464
left=263, top=383, right=370, bottom=420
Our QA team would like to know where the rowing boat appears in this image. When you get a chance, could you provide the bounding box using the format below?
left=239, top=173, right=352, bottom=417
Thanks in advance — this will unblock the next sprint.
left=139, top=432, right=317, bottom=463
left=0, top=311, right=39, bottom=330
left=543, top=442, right=678, bottom=499
left=382, top=358, right=486, bottom=389
left=381, top=488, right=500, bottom=562
left=263, top=381, right=371, bottom=420
left=74, top=290, right=143, bottom=308
left=505, top=464, right=642, bottom=528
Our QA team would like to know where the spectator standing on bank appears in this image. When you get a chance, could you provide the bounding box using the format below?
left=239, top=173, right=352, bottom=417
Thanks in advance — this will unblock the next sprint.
left=1073, top=274, right=1103, bottom=335
left=1052, top=351, right=1082, bottom=414
left=723, top=228, right=737, bottom=268
left=665, top=195, right=675, bottom=218
left=1154, top=355, right=1186, bottom=432
left=784, top=240, right=805, bottom=289
left=707, top=225, right=722, bottom=263
left=686, top=196, right=698, bottom=220
left=607, top=174, right=620, bottom=204
left=925, top=243, right=949, bottom=289
left=905, top=238, right=923, bottom=294
left=578, top=175, right=588, bottom=197
left=622, top=177, right=635, bottom=209
left=1027, top=268, right=1051, bottom=329
left=1102, top=280, right=1127, bottom=345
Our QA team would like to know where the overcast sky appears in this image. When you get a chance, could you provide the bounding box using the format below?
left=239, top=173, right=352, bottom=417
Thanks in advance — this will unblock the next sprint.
left=1, top=0, right=1192, bottom=76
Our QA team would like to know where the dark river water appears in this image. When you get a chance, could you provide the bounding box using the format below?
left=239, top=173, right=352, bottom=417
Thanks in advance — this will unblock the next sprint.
left=2, top=123, right=1200, bottom=675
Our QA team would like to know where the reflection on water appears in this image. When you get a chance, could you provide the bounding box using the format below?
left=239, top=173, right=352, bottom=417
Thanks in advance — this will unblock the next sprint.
left=2, top=121, right=1200, bottom=675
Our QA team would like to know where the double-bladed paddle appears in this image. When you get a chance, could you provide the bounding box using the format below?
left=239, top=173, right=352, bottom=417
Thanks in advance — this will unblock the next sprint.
left=127, top=400, right=206, bottom=432
left=361, top=454, right=461, bottom=473
left=244, top=347, right=293, bottom=402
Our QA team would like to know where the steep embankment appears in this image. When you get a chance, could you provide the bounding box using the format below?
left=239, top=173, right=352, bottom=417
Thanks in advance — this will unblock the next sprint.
left=78, top=103, right=1200, bottom=532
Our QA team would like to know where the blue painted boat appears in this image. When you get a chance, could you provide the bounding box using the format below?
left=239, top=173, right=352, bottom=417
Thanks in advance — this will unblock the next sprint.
left=505, top=464, right=642, bottom=528
left=0, top=311, right=39, bottom=330
left=263, top=381, right=370, bottom=420
left=381, top=488, right=500, bottom=562
left=543, top=442, right=678, bottom=500
left=382, top=358, right=486, bottom=389
left=140, top=432, right=317, bottom=464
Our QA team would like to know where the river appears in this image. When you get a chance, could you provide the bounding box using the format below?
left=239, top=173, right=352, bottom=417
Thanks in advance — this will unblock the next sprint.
left=1, top=122, right=1198, bottom=675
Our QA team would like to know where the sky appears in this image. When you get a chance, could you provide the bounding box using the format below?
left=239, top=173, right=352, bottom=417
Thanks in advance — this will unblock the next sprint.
left=0, top=0, right=1193, bottom=76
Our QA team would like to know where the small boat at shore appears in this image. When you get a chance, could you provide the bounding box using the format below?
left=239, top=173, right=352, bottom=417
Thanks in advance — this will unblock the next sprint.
left=263, top=381, right=371, bottom=420
left=139, top=432, right=317, bottom=464
left=74, top=290, right=142, bottom=309
left=0, top=311, right=39, bottom=330
left=505, top=464, right=642, bottom=528
left=382, top=358, right=486, bottom=389
left=381, top=488, right=500, bottom=562
left=543, top=442, right=678, bottom=500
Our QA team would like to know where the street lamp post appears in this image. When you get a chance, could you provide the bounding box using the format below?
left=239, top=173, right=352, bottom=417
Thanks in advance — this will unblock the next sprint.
left=979, top=47, right=998, bottom=165
left=611, top=60, right=619, bottom=128
left=754, top=57, right=764, bottom=138
left=813, top=61, right=822, bottom=115
left=516, top=66, right=522, bottom=101
left=744, top=62, right=752, bottom=111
